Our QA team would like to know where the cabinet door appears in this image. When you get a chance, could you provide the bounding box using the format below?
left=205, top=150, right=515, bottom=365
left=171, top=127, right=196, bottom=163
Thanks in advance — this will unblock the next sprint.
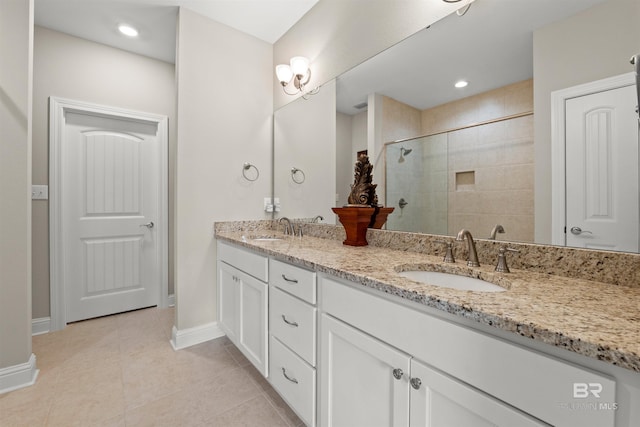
left=409, top=359, right=547, bottom=427
left=320, top=314, right=410, bottom=427
left=239, top=272, right=269, bottom=377
left=217, top=261, right=238, bottom=342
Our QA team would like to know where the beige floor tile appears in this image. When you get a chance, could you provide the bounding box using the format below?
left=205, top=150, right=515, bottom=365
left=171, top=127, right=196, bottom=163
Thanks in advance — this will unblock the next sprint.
left=0, top=403, right=50, bottom=427
left=264, top=388, right=305, bottom=427
left=240, top=363, right=272, bottom=394
left=175, top=340, right=240, bottom=387
left=224, top=343, right=252, bottom=368
left=121, top=343, right=183, bottom=410
left=3, top=307, right=299, bottom=427
left=47, top=361, right=125, bottom=426
left=124, top=388, right=203, bottom=427
left=184, top=365, right=264, bottom=421
left=207, top=395, right=290, bottom=427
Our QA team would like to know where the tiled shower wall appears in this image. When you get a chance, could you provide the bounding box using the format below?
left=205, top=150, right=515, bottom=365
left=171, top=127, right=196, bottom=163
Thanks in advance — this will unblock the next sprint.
left=385, top=79, right=534, bottom=242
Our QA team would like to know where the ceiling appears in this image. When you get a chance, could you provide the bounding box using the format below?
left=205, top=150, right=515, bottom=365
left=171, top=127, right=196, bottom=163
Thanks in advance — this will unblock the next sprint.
left=34, top=0, right=320, bottom=64
left=336, top=0, right=606, bottom=115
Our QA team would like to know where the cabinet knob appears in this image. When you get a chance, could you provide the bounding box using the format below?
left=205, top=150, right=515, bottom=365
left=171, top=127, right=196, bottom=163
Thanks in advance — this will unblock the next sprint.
left=281, top=314, right=299, bottom=327
left=410, top=377, right=422, bottom=390
left=392, top=368, right=404, bottom=380
left=281, top=367, right=299, bottom=384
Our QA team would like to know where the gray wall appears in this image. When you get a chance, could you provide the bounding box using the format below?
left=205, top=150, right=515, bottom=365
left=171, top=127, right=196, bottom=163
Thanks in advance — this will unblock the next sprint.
left=0, top=0, right=33, bottom=372
left=175, top=8, right=273, bottom=331
left=32, top=26, right=177, bottom=319
left=533, top=0, right=640, bottom=243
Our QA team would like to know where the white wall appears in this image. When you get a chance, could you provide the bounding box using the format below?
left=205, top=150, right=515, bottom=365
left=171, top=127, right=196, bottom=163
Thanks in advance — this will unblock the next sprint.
left=32, top=27, right=177, bottom=319
left=273, top=0, right=459, bottom=110
left=533, top=0, right=640, bottom=243
left=336, top=112, right=352, bottom=207
left=0, top=0, right=34, bottom=383
left=175, top=8, right=273, bottom=331
left=274, top=80, right=337, bottom=220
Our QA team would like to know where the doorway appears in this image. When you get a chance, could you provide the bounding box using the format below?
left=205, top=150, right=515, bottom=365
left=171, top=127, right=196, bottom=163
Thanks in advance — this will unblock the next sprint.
left=49, top=98, right=169, bottom=330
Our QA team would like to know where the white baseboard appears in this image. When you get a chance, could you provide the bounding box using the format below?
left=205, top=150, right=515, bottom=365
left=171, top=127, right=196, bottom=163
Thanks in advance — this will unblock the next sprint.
left=0, top=354, right=39, bottom=394
left=32, top=317, right=51, bottom=336
left=167, top=293, right=175, bottom=307
left=170, top=321, right=224, bottom=351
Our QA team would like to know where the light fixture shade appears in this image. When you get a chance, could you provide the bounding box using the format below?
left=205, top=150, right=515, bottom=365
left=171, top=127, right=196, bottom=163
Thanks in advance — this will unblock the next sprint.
left=118, top=24, right=139, bottom=37
left=275, top=64, right=294, bottom=84
left=290, top=56, right=310, bottom=77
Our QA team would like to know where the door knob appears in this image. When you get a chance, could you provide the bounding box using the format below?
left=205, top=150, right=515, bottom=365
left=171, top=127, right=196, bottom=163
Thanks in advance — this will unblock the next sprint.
left=140, top=221, right=154, bottom=229
left=570, top=226, right=592, bottom=235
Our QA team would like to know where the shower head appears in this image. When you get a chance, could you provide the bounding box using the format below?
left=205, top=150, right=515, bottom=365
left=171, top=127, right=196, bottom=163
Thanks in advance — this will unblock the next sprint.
left=398, top=147, right=412, bottom=163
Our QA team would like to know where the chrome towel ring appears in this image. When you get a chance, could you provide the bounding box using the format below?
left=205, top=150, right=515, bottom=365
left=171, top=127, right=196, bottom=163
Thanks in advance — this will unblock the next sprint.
left=291, top=167, right=306, bottom=184
left=242, top=162, right=259, bottom=181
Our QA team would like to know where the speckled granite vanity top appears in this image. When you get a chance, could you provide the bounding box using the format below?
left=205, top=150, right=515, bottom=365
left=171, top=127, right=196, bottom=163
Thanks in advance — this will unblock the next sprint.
left=215, top=223, right=640, bottom=373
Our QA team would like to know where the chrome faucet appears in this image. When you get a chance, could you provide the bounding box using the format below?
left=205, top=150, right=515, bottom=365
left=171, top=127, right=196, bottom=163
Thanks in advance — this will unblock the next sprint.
left=456, top=229, right=480, bottom=267
left=489, top=224, right=505, bottom=240
left=312, top=215, right=324, bottom=223
left=278, top=217, right=293, bottom=235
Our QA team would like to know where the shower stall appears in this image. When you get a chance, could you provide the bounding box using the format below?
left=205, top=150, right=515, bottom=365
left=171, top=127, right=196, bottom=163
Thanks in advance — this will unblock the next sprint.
left=385, top=134, right=448, bottom=235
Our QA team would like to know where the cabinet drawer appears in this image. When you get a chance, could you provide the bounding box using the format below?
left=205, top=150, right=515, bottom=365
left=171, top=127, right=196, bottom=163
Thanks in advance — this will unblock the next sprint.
left=270, top=286, right=317, bottom=366
left=269, top=259, right=316, bottom=304
left=270, top=336, right=316, bottom=427
left=218, top=241, right=268, bottom=282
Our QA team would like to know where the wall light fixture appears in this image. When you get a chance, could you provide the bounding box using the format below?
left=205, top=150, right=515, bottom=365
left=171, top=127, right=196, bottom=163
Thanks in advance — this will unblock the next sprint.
left=276, top=56, right=319, bottom=98
left=443, top=0, right=476, bottom=16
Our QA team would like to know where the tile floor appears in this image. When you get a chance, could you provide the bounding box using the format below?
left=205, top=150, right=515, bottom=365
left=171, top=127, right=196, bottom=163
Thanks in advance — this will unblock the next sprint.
left=0, top=307, right=304, bottom=427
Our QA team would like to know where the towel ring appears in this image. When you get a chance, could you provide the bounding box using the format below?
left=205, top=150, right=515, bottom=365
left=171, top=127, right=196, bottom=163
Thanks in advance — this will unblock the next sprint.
left=291, top=167, right=306, bottom=184
left=242, top=162, right=259, bottom=182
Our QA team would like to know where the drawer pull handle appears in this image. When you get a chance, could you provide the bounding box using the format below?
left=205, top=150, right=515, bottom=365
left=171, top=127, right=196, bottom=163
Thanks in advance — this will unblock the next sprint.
left=281, top=367, right=299, bottom=384
left=282, top=274, right=298, bottom=283
left=410, top=377, right=422, bottom=390
left=281, top=315, right=299, bottom=327
left=392, top=368, right=403, bottom=380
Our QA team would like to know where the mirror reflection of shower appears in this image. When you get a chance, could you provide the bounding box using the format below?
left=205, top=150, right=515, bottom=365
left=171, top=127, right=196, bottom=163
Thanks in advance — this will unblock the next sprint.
left=398, top=147, right=412, bottom=163
left=386, top=135, right=448, bottom=235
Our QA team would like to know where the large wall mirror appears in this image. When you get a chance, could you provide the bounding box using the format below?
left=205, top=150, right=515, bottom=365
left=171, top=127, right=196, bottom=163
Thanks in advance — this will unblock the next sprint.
left=274, top=0, right=640, bottom=253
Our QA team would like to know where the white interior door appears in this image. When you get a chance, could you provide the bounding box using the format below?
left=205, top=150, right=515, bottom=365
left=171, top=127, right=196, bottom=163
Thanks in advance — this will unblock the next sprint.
left=61, top=110, right=161, bottom=323
left=565, top=84, right=639, bottom=252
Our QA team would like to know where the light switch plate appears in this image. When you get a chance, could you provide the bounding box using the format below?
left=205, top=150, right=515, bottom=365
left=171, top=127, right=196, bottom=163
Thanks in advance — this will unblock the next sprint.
left=32, top=185, right=48, bottom=200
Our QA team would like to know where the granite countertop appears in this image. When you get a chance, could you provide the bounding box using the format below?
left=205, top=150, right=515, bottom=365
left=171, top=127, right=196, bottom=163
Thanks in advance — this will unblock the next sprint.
left=215, top=230, right=640, bottom=373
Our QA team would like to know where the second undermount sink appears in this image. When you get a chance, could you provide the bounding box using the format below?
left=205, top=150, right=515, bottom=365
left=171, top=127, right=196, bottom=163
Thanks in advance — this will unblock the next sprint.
left=241, top=235, right=284, bottom=242
left=399, top=270, right=506, bottom=292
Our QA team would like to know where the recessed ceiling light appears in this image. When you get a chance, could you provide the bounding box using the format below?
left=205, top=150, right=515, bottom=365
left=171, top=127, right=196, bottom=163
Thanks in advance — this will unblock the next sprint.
left=454, top=80, right=468, bottom=88
left=118, top=25, right=138, bottom=37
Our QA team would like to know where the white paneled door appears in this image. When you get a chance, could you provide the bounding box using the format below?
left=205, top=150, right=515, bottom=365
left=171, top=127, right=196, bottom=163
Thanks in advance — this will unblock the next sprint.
left=52, top=100, right=168, bottom=325
left=565, top=84, right=639, bottom=252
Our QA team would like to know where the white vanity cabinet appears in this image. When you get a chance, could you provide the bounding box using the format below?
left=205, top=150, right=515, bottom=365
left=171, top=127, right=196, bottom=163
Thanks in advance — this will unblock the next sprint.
left=268, top=259, right=318, bottom=427
left=217, top=241, right=269, bottom=376
left=321, top=313, right=410, bottom=426
left=321, top=314, right=544, bottom=427
left=319, top=274, right=616, bottom=427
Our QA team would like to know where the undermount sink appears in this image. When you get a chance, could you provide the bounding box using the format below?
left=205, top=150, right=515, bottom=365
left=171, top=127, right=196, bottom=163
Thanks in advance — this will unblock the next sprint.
left=242, top=235, right=284, bottom=242
left=398, top=270, right=506, bottom=292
